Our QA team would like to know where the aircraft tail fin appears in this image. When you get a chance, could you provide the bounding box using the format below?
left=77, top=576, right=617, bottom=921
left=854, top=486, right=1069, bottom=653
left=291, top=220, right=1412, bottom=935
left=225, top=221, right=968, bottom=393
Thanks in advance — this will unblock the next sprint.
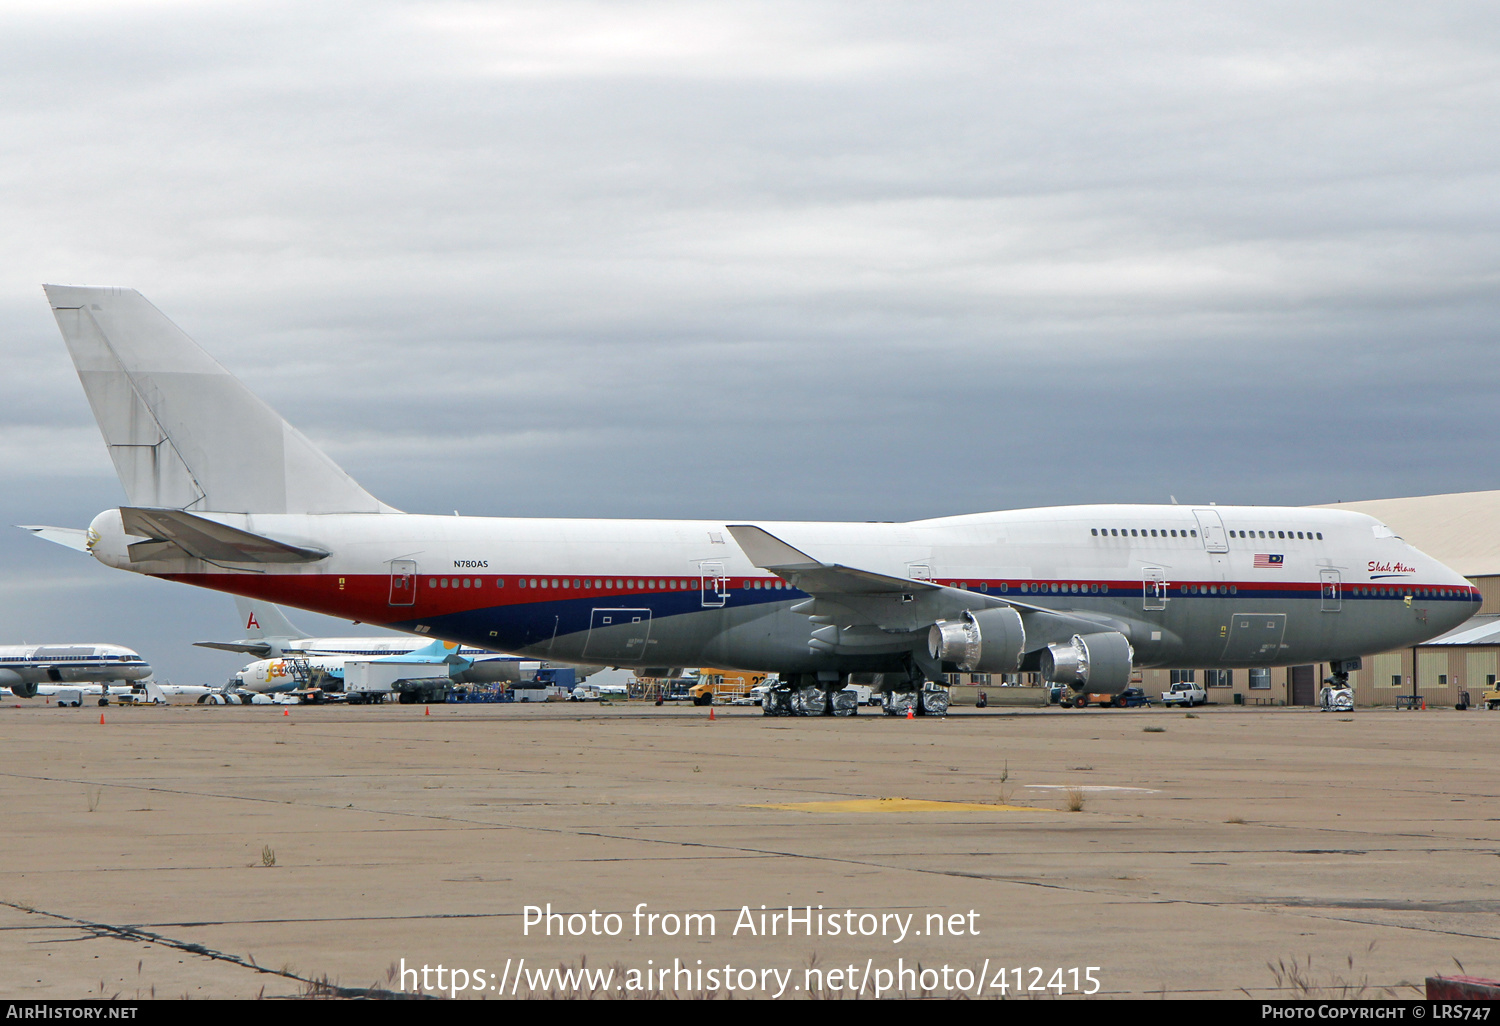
left=234, top=597, right=310, bottom=642
left=375, top=639, right=470, bottom=667
left=43, top=285, right=391, bottom=515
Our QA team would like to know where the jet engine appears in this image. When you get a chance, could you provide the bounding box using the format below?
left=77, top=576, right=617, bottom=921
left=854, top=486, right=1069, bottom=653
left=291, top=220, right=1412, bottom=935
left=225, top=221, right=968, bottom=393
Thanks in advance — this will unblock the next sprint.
left=0, top=668, right=35, bottom=697
left=928, top=607, right=1026, bottom=673
left=1040, top=631, right=1134, bottom=693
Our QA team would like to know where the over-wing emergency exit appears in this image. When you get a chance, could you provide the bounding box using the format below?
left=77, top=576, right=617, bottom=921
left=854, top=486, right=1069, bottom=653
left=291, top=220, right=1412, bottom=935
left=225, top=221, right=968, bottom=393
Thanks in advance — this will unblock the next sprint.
left=28, top=286, right=1480, bottom=715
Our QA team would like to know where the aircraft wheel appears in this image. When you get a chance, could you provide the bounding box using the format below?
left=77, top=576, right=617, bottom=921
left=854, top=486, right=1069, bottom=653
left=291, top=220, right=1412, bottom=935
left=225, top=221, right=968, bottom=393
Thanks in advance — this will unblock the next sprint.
left=831, top=689, right=859, bottom=717
left=918, top=687, right=949, bottom=717
left=98, top=698, right=109, bottom=707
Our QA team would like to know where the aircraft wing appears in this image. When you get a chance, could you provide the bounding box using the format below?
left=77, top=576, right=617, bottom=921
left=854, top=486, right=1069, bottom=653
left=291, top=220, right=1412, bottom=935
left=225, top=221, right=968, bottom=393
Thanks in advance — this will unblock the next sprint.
left=726, top=524, right=1130, bottom=643
left=120, top=508, right=328, bottom=564
left=727, top=524, right=959, bottom=632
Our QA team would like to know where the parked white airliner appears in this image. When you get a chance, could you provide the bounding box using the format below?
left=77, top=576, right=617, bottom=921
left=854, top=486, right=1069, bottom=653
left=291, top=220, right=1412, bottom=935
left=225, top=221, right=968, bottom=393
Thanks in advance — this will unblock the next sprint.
left=26, top=286, right=1479, bottom=714
left=0, top=643, right=151, bottom=699
left=202, top=598, right=555, bottom=693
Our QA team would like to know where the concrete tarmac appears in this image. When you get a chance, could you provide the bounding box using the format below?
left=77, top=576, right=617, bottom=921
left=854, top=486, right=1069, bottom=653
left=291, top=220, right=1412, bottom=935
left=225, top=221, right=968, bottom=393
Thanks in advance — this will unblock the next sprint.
left=0, top=700, right=1496, bottom=1000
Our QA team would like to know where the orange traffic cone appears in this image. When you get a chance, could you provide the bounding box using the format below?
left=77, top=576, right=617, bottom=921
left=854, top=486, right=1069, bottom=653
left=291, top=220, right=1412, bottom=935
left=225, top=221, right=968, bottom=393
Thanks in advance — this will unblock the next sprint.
left=425, top=706, right=430, bottom=716
left=283, top=708, right=289, bottom=716
left=99, top=713, right=105, bottom=725
left=708, top=706, right=715, bottom=721
left=1421, top=698, right=1427, bottom=711
left=906, top=705, right=915, bottom=720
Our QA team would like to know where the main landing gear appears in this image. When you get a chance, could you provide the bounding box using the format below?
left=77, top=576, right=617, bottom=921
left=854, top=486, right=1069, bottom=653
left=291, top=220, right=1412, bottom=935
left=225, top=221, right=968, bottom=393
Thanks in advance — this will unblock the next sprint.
left=762, top=673, right=861, bottom=717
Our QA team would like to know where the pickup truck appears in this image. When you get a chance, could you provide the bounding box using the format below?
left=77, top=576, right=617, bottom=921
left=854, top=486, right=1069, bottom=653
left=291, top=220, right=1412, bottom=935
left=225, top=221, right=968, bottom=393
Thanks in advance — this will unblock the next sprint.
left=1161, top=681, right=1207, bottom=707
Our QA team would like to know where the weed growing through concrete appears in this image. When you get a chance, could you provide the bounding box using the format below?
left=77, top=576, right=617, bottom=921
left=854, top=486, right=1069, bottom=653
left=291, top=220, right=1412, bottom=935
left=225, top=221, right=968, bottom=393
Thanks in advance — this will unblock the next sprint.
left=1267, top=947, right=1398, bottom=999
left=261, top=845, right=277, bottom=868
left=1226, top=816, right=1246, bottom=825
left=1065, top=786, right=1086, bottom=812
left=996, top=760, right=1025, bottom=805
left=1144, top=726, right=1166, bottom=733
left=85, top=787, right=102, bottom=812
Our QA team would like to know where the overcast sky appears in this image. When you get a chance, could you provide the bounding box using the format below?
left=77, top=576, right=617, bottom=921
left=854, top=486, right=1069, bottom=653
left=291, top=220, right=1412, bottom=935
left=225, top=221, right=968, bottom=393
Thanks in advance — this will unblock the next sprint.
left=2, top=1, right=1498, bottom=683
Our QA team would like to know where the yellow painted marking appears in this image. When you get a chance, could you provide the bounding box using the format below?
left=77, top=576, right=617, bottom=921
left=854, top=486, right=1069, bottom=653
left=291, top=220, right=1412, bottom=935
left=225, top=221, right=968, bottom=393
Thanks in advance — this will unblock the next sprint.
left=749, top=797, right=1050, bottom=813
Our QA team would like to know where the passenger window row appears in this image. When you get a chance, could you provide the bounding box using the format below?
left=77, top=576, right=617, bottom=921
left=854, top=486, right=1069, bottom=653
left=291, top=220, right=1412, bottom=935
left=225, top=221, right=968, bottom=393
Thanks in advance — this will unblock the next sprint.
left=1089, top=527, right=1324, bottom=540
left=1091, top=528, right=1198, bottom=538
left=1351, top=585, right=1473, bottom=599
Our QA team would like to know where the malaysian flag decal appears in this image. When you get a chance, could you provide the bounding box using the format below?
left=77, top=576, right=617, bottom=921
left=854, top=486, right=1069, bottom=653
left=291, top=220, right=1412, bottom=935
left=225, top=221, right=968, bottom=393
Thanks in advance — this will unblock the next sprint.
left=1253, top=553, right=1284, bottom=568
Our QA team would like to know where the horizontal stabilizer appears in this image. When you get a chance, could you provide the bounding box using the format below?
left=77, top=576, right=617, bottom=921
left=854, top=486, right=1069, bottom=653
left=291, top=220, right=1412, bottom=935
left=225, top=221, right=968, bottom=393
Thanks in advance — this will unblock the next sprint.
left=121, top=507, right=328, bottom=564
left=17, top=525, right=92, bottom=553
left=193, top=640, right=274, bottom=657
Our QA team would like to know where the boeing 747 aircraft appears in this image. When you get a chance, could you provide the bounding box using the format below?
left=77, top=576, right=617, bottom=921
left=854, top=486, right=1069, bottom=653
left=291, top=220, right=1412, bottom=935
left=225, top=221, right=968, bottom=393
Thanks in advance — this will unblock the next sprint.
left=26, top=286, right=1480, bottom=714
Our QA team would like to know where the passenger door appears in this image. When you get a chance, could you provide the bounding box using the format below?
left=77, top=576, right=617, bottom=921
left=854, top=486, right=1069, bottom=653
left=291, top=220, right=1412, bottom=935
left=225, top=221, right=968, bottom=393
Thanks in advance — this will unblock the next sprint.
left=1320, top=569, right=1342, bottom=612
left=389, top=559, right=417, bottom=606
left=699, top=562, right=728, bottom=607
left=1143, top=568, right=1167, bottom=611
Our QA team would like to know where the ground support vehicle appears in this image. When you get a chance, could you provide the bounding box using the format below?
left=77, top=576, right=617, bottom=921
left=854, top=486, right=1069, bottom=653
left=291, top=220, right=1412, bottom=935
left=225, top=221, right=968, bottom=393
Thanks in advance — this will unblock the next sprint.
left=688, top=669, right=769, bottom=706
left=343, top=659, right=449, bottom=705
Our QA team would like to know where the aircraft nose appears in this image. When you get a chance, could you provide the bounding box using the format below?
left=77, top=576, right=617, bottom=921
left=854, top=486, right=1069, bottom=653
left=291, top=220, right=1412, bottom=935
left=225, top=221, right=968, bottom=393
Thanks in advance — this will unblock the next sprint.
left=1436, top=568, right=1481, bottom=629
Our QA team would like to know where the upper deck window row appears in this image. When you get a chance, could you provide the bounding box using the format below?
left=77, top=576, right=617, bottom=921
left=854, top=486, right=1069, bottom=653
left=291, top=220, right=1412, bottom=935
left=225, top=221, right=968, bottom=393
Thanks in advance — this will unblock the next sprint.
left=1089, top=528, right=1324, bottom=540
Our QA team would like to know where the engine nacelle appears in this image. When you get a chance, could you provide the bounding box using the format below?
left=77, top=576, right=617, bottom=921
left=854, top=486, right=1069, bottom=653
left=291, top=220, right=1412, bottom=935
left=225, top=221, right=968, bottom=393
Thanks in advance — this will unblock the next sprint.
left=928, top=607, right=1026, bottom=673
left=1039, top=631, right=1134, bottom=693
left=0, top=669, right=35, bottom=698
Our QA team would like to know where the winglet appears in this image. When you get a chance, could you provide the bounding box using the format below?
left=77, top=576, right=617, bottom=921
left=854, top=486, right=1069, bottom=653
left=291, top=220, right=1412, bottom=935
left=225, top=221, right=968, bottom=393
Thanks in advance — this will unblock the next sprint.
left=724, top=525, right=823, bottom=570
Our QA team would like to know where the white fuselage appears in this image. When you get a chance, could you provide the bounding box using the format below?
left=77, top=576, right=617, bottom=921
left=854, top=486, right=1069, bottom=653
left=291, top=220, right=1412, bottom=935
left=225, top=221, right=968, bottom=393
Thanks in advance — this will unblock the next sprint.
left=234, top=646, right=537, bottom=693
left=82, top=503, right=1477, bottom=675
left=0, top=643, right=151, bottom=698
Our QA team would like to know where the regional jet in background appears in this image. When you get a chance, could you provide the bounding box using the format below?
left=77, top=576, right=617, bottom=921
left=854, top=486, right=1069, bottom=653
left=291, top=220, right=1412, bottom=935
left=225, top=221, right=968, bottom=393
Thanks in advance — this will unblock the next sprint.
left=0, top=642, right=151, bottom=700
left=25, top=286, right=1481, bottom=715
left=201, top=597, right=586, bottom=693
